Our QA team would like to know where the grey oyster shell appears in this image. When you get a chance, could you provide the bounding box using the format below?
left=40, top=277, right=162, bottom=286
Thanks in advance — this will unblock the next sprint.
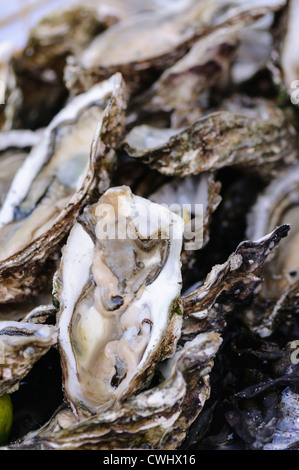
left=122, top=99, right=296, bottom=178
left=64, top=0, right=285, bottom=95
left=264, top=386, right=299, bottom=450
left=243, top=164, right=299, bottom=337
left=3, top=331, right=221, bottom=450
left=0, top=129, right=43, bottom=208
left=10, top=3, right=121, bottom=130
left=270, top=0, right=299, bottom=96
left=0, top=73, right=127, bottom=304
left=182, top=224, right=290, bottom=338
left=130, top=25, right=241, bottom=127
left=0, top=43, right=22, bottom=132
left=0, top=321, right=57, bottom=396
left=3, top=224, right=289, bottom=450
left=54, top=186, right=184, bottom=416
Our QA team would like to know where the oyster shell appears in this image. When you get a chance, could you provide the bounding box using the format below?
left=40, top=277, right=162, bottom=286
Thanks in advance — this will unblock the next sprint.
left=65, top=0, right=284, bottom=95
left=0, top=42, right=22, bottom=131
left=0, top=321, right=57, bottom=396
left=264, top=386, right=299, bottom=450
left=0, top=73, right=127, bottom=303
left=149, top=172, right=222, bottom=251
left=3, top=223, right=289, bottom=450
left=0, top=129, right=43, bottom=207
left=3, top=331, right=221, bottom=450
left=131, top=25, right=241, bottom=127
left=149, top=172, right=222, bottom=289
left=243, top=164, right=299, bottom=337
left=276, top=0, right=299, bottom=94
left=182, top=224, right=290, bottom=338
left=11, top=3, right=121, bottom=130
left=54, top=185, right=184, bottom=416
left=122, top=99, right=296, bottom=178
left=231, top=12, right=275, bottom=84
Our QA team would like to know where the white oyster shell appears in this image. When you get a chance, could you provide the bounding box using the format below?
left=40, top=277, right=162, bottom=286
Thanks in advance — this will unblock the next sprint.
left=55, top=185, right=184, bottom=415
left=280, top=0, right=299, bottom=93
left=244, top=164, right=299, bottom=336
left=0, top=72, right=127, bottom=303
left=2, top=330, right=221, bottom=450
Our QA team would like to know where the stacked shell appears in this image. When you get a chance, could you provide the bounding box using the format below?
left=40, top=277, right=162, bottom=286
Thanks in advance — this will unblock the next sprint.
left=0, top=0, right=299, bottom=452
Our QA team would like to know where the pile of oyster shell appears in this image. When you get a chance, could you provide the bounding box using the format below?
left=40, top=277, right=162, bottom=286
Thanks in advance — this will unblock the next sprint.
left=1, top=0, right=299, bottom=450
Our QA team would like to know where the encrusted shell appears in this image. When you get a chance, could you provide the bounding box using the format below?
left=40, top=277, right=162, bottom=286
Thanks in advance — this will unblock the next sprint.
left=0, top=321, right=57, bottom=396
left=182, top=224, right=289, bottom=338
left=64, top=0, right=284, bottom=95
left=3, top=331, right=221, bottom=450
left=10, top=3, right=121, bottom=130
left=122, top=99, right=296, bottom=178
left=130, top=25, right=241, bottom=127
left=0, top=73, right=127, bottom=303
left=243, top=164, right=299, bottom=337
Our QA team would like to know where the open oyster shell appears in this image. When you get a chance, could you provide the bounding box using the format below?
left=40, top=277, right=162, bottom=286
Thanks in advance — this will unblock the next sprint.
left=122, top=99, right=296, bottom=178
left=243, top=164, right=299, bottom=337
left=4, top=223, right=289, bottom=450
left=131, top=25, right=241, bottom=127
left=54, top=186, right=184, bottom=416
left=3, top=330, right=221, bottom=450
left=0, top=73, right=127, bottom=304
left=0, top=321, right=57, bottom=396
left=130, top=6, right=280, bottom=129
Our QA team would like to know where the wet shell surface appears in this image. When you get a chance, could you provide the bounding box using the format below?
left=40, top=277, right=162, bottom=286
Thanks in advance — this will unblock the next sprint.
left=122, top=99, right=296, bottom=178
left=1, top=0, right=299, bottom=452
left=64, top=0, right=285, bottom=95
left=54, top=186, right=184, bottom=416
left=0, top=73, right=127, bottom=303
left=0, top=321, right=57, bottom=396
left=3, top=223, right=289, bottom=449
left=244, top=164, right=299, bottom=337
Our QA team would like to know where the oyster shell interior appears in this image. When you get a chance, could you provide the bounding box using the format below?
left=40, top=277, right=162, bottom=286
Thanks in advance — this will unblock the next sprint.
left=0, top=76, right=121, bottom=264
left=247, top=165, right=299, bottom=299
left=2, top=0, right=299, bottom=452
left=56, top=186, right=184, bottom=414
left=280, top=0, right=299, bottom=92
